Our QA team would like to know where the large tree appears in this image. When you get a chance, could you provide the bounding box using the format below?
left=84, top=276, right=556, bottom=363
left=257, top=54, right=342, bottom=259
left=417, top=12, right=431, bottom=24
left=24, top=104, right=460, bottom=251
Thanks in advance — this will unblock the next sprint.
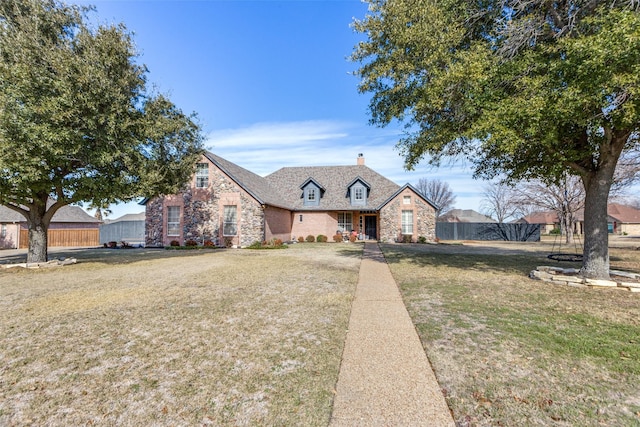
left=0, top=0, right=203, bottom=263
left=352, top=0, right=640, bottom=278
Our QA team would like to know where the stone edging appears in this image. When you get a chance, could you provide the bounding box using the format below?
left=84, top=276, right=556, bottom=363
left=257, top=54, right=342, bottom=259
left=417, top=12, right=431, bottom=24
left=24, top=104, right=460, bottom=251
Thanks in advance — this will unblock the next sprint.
left=530, top=266, right=640, bottom=292
left=1, top=258, right=77, bottom=269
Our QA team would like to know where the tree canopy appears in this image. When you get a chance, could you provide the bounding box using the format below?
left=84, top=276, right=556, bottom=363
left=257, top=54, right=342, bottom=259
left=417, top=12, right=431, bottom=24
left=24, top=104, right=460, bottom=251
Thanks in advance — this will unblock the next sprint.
left=0, top=0, right=204, bottom=262
left=353, top=0, right=640, bottom=278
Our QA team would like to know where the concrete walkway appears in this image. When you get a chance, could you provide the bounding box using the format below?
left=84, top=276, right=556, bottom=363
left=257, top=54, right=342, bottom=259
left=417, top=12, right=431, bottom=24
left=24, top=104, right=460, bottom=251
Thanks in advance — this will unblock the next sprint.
left=330, top=242, right=455, bottom=426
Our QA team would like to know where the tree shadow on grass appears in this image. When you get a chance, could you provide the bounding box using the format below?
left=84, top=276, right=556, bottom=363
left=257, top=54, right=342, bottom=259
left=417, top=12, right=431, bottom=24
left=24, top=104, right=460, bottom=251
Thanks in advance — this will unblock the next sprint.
left=0, top=246, right=223, bottom=266
left=378, top=242, right=577, bottom=276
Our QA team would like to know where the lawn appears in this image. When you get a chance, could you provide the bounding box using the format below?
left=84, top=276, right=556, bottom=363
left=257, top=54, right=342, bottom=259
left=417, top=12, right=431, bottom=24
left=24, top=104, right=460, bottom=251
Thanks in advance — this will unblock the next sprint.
left=0, top=244, right=362, bottom=426
left=381, top=240, right=640, bottom=427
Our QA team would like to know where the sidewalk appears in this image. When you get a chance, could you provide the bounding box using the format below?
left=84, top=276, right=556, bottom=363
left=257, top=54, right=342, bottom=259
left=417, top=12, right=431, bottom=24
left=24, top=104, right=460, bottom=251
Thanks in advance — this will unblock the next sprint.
left=330, top=242, right=455, bottom=426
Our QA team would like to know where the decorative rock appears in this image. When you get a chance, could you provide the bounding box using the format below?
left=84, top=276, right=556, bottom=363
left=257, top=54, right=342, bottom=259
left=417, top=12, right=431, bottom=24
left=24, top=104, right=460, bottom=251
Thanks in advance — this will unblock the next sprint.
left=619, top=282, right=640, bottom=289
left=562, top=275, right=585, bottom=284
left=530, top=270, right=554, bottom=280
left=585, top=279, right=618, bottom=287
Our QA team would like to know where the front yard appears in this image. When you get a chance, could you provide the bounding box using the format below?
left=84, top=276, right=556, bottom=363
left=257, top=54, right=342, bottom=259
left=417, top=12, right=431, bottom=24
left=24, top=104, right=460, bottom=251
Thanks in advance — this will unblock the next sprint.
left=0, top=244, right=362, bottom=426
left=382, top=241, right=640, bottom=426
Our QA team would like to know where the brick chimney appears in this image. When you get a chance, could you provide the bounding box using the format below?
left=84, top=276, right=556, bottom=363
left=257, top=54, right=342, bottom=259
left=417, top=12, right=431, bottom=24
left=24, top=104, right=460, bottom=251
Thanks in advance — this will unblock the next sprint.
left=357, top=153, right=365, bottom=166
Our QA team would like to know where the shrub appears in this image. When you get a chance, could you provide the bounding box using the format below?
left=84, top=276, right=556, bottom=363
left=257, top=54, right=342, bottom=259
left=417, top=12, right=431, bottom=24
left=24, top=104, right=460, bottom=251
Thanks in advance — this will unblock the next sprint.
left=402, top=234, right=412, bottom=243
left=170, top=240, right=180, bottom=247
left=306, top=235, right=315, bottom=243
left=203, top=240, right=215, bottom=247
left=349, top=234, right=357, bottom=242
left=297, top=236, right=304, bottom=243
left=317, top=234, right=327, bottom=243
left=273, top=238, right=283, bottom=247
left=108, top=241, right=118, bottom=248
left=185, top=239, right=198, bottom=247
left=418, top=236, right=427, bottom=244
left=333, top=234, right=343, bottom=243
left=224, top=237, right=234, bottom=248
left=550, top=228, right=561, bottom=235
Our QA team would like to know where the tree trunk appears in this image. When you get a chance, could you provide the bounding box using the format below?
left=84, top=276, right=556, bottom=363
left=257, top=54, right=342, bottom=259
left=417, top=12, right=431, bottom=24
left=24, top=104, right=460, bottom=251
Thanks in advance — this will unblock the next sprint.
left=27, top=222, right=49, bottom=264
left=580, top=171, right=614, bottom=279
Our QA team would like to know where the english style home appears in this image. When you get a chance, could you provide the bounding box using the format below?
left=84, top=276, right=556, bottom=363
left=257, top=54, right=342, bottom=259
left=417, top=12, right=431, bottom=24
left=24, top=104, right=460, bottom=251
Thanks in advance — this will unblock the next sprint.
left=144, top=152, right=438, bottom=247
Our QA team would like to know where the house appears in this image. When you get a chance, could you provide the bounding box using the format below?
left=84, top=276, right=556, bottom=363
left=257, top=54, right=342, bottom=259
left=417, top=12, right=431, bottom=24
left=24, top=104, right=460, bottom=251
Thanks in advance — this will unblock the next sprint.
left=517, top=211, right=560, bottom=234
left=437, top=209, right=497, bottom=223
left=518, top=203, right=640, bottom=235
left=143, top=152, right=438, bottom=247
left=0, top=203, right=101, bottom=249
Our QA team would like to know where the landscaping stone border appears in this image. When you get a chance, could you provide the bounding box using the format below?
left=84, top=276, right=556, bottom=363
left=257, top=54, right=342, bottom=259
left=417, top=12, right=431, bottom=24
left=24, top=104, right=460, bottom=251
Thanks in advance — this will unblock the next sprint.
left=1, top=258, right=77, bottom=269
left=530, top=266, right=640, bottom=292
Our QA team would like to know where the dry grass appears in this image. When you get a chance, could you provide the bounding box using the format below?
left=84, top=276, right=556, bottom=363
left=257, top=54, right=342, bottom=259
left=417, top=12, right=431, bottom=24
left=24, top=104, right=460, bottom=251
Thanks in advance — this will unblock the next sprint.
left=381, top=240, right=640, bottom=427
left=0, top=243, right=362, bottom=426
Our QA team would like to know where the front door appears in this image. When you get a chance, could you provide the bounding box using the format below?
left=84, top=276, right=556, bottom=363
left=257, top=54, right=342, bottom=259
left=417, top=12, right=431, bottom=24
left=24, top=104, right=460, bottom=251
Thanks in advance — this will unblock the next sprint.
left=364, top=216, right=377, bottom=240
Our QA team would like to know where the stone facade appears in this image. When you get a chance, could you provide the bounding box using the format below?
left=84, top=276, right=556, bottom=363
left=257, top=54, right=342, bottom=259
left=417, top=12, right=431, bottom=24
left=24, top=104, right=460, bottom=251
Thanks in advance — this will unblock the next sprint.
left=379, top=188, right=436, bottom=243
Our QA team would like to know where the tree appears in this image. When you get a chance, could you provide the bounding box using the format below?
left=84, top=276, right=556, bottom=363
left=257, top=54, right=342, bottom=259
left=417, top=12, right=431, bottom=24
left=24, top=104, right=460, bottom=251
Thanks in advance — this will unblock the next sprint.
left=480, top=182, right=521, bottom=223
left=414, top=177, right=456, bottom=214
left=352, top=0, right=640, bottom=278
left=0, top=0, right=203, bottom=263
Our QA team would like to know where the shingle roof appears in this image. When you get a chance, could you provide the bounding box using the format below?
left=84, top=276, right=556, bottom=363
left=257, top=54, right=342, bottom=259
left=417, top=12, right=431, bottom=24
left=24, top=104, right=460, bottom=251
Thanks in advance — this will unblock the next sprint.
left=438, top=209, right=497, bottom=223
left=0, top=203, right=101, bottom=223
left=264, top=165, right=401, bottom=210
left=519, top=211, right=559, bottom=224
left=607, top=203, right=640, bottom=223
left=204, top=152, right=290, bottom=209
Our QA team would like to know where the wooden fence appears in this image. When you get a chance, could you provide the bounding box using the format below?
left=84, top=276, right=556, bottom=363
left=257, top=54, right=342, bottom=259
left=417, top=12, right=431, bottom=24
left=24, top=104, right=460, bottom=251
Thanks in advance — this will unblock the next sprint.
left=19, top=229, right=100, bottom=249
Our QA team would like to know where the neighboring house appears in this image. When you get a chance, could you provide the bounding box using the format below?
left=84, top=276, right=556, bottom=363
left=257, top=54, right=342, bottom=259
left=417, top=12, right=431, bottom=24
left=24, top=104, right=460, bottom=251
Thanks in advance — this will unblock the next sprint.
left=143, top=152, right=438, bottom=247
left=605, top=203, right=640, bottom=235
left=437, top=209, right=497, bottom=223
left=517, top=211, right=561, bottom=234
left=0, top=203, right=101, bottom=249
left=518, top=203, right=640, bottom=235
left=99, top=212, right=146, bottom=246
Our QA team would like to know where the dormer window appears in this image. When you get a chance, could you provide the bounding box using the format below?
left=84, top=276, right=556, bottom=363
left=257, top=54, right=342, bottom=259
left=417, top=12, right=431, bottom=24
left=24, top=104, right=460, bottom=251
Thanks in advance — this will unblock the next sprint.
left=347, top=177, right=370, bottom=206
left=301, top=178, right=324, bottom=207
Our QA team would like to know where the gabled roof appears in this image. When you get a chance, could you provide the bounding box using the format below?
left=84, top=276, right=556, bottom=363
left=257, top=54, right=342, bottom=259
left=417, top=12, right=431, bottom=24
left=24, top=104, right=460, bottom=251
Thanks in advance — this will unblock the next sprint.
left=607, top=203, right=640, bottom=223
left=378, top=183, right=439, bottom=211
left=0, top=203, right=101, bottom=223
left=438, top=209, right=496, bottom=223
left=265, top=165, right=401, bottom=210
left=519, top=211, right=559, bottom=224
left=300, top=177, right=326, bottom=192
left=103, top=212, right=145, bottom=224
left=203, top=152, right=290, bottom=209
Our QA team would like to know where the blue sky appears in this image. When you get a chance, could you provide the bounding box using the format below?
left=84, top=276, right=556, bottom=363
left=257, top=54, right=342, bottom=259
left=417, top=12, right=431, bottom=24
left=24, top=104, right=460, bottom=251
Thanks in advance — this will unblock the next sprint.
left=73, top=0, right=484, bottom=218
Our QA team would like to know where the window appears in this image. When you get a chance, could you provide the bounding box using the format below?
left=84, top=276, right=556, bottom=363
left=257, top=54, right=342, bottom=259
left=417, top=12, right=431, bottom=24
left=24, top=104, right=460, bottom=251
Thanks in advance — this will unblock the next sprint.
left=0, top=224, right=6, bottom=238
left=223, top=205, right=238, bottom=236
left=167, top=206, right=181, bottom=236
left=402, top=210, right=413, bottom=234
left=338, top=212, right=352, bottom=233
left=403, top=196, right=411, bottom=205
left=307, top=188, right=316, bottom=201
left=196, top=163, right=209, bottom=188
left=354, top=187, right=364, bottom=201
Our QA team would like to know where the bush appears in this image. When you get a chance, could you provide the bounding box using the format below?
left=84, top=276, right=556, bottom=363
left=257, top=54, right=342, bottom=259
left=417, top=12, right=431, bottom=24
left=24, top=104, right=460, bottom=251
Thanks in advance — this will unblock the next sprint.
left=549, top=228, right=561, bottom=235
left=170, top=240, right=180, bottom=247
left=317, top=234, right=327, bottom=243
left=333, top=234, right=343, bottom=243
left=402, top=234, right=412, bottom=243
left=349, top=234, right=357, bottom=242
left=108, top=241, right=118, bottom=248
left=418, top=236, right=427, bottom=244
left=203, top=240, right=215, bottom=247
left=298, top=236, right=305, bottom=243
left=273, top=238, right=283, bottom=247
left=185, top=239, right=198, bottom=247
left=306, top=235, right=315, bottom=243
